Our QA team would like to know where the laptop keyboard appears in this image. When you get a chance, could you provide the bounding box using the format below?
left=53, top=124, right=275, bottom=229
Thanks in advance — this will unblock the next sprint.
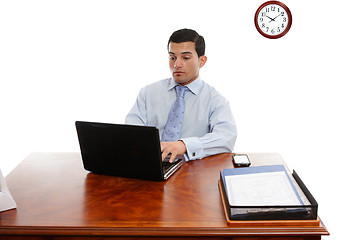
left=162, top=162, right=175, bottom=173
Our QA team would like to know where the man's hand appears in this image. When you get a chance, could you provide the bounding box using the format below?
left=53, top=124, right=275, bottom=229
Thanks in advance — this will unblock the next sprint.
left=160, top=141, right=187, bottom=163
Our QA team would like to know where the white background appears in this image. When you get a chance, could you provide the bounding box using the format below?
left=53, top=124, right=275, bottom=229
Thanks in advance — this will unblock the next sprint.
left=1, top=1, right=343, bottom=239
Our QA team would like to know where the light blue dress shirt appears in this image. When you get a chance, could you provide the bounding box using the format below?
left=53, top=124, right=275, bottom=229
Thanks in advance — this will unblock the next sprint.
left=125, top=77, right=237, bottom=161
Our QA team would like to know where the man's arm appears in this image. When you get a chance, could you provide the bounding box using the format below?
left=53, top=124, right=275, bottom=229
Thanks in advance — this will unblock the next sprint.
left=180, top=96, right=237, bottom=161
left=125, top=87, right=147, bottom=126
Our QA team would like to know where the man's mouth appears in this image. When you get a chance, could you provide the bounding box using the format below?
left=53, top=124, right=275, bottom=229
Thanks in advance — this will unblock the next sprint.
left=174, top=71, right=184, bottom=75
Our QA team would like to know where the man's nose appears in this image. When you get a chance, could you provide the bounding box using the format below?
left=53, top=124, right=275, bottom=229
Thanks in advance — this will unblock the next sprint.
left=174, top=58, right=183, bottom=68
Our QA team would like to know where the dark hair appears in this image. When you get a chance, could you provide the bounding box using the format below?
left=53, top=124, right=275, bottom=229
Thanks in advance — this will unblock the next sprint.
left=168, top=28, right=205, bottom=57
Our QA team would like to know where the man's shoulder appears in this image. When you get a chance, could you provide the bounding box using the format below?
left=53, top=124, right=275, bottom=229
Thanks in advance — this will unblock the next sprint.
left=200, top=80, right=225, bottom=97
left=137, top=78, right=171, bottom=96
left=198, top=80, right=230, bottom=107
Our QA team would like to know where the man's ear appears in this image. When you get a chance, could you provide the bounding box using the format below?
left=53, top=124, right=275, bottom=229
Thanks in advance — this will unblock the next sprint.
left=199, top=55, right=207, bottom=68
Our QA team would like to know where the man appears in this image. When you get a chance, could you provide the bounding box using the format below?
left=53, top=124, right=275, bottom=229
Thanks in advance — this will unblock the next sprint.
left=126, top=28, right=237, bottom=162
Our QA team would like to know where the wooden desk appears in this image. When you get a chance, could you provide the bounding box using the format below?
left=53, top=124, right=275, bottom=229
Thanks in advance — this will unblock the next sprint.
left=0, top=152, right=329, bottom=239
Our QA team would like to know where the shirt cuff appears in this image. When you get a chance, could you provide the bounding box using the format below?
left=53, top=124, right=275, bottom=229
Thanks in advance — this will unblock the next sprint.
left=180, top=137, right=204, bottom=161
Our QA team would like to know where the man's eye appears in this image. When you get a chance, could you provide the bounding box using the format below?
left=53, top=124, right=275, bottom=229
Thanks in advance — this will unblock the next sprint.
left=169, top=57, right=176, bottom=60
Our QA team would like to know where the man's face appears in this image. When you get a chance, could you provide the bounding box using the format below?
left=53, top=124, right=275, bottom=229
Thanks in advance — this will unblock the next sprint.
left=168, top=42, right=207, bottom=86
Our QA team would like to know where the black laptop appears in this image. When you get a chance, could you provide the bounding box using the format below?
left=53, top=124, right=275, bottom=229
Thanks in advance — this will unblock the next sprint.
left=75, top=121, right=183, bottom=181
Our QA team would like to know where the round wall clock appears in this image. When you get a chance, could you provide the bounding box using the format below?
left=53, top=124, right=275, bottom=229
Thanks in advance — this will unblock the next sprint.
left=254, top=1, right=292, bottom=39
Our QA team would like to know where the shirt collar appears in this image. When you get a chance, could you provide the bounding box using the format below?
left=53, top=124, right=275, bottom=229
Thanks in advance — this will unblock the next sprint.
left=168, top=76, right=203, bottom=95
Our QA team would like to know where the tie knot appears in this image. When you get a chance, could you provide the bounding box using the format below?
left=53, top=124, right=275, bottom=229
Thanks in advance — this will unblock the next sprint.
left=176, top=85, right=187, bottom=98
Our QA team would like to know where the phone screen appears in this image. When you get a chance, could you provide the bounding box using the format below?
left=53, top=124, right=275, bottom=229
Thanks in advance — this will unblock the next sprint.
left=233, top=154, right=251, bottom=167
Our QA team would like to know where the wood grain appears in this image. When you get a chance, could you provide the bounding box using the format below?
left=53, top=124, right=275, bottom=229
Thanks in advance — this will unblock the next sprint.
left=0, top=152, right=329, bottom=239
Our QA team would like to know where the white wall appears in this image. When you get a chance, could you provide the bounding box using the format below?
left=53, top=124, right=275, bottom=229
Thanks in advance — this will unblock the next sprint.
left=1, top=0, right=343, bottom=238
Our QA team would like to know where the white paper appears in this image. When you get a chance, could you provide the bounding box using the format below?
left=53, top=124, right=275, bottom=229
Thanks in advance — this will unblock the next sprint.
left=0, top=169, right=17, bottom=212
left=225, top=171, right=302, bottom=206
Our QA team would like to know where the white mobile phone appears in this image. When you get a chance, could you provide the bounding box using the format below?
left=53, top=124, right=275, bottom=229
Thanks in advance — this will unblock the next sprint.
left=232, top=154, right=251, bottom=167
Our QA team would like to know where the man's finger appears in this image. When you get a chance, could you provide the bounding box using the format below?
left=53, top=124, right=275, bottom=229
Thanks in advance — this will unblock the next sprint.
left=169, top=152, right=177, bottom=163
left=162, top=150, right=169, bottom=162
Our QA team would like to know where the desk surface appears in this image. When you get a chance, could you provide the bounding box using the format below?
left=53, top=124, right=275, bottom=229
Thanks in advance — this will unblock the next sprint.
left=0, top=152, right=329, bottom=239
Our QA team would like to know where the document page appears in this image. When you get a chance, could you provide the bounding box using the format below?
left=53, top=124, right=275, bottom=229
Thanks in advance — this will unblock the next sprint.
left=0, top=169, right=17, bottom=212
left=225, top=171, right=302, bottom=206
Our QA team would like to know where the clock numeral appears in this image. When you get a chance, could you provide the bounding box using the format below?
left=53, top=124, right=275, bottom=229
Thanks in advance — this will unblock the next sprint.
left=261, top=23, right=265, bottom=28
left=283, top=17, right=287, bottom=22
left=277, top=27, right=281, bottom=33
left=271, top=6, right=276, bottom=11
left=282, top=23, right=285, bottom=28
left=281, top=11, right=285, bottom=16
left=265, top=7, right=269, bottom=12
left=271, top=29, right=275, bottom=34
left=261, top=12, right=266, bottom=17
left=266, top=27, right=269, bottom=32
left=260, top=18, right=263, bottom=22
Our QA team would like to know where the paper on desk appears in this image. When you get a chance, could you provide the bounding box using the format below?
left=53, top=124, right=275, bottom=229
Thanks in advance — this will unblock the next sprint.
left=0, top=169, right=17, bottom=212
left=225, top=171, right=302, bottom=206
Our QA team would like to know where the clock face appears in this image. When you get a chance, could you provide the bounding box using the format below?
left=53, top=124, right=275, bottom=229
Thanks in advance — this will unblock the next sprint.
left=254, top=1, right=292, bottom=39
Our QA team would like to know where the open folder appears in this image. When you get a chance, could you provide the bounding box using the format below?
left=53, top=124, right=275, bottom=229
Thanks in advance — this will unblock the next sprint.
left=219, top=165, right=318, bottom=220
left=0, top=169, right=16, bottom=212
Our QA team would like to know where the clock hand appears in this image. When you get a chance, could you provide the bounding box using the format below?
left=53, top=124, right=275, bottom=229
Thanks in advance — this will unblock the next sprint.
left=265, top=15, right=275, bottom=22
left=272, top=13, right=282, bottom=21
